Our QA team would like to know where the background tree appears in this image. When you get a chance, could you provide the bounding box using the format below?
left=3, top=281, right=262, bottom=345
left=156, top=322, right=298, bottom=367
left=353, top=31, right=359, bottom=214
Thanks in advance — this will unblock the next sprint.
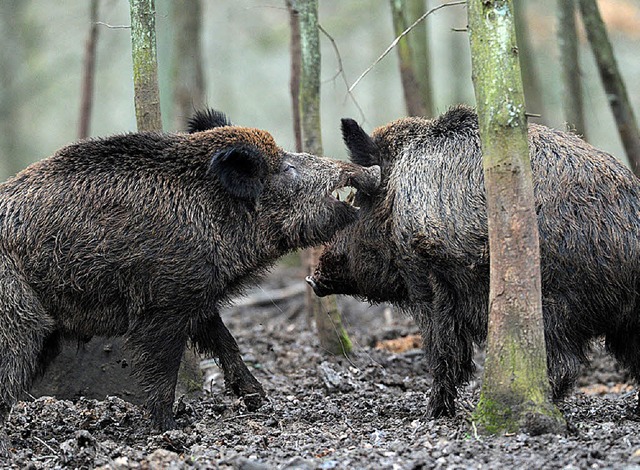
left=289, top=0, right=353, bottom=356
left=512, top=0, right=545, bottom=121
left=578, top=0, right=640, bottom=175
left=286, top=0, right=303, bottom=153
left=78, top=0, right=100, bottom=139
left=406, top=0, right=434, bottom=117
left=557, top=0, right=586, bottom=137
left=170, top=0, right=205, bottom=131
left=389, top=0, right=426, bottom=116
left=129, top=0, right=162, bottom=132
left=467, top=0, right=564, bottom=435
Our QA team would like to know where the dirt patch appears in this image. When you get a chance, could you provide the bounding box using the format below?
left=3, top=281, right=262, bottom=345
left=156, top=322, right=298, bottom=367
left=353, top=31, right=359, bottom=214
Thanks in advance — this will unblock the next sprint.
left=2, top=265, right=640, bottom=469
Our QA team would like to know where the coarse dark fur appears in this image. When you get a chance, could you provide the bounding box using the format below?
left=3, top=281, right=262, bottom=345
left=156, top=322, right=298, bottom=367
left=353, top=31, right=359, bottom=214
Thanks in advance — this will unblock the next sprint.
left=0, top=109, right=381, bottom=438
left=308, top=105, right=640, bottom=419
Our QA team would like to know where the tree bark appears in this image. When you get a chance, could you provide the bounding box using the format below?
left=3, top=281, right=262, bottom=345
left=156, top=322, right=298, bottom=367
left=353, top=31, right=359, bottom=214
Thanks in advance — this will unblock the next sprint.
left=129, top=0, right=162, bottom=132
left=389, top=0, right=426, bottom=116
left=557, top=0, right=587, bottom=137
left=512, top=0, right=545, bottom=122
left=78, top=0, right=99, bottom=139
left=578, top=0, right=640, bottom=175
left=467, top=0, right=565, bottom=435
left=291, top=0, right=353, bottom=356
left=406, top=0, right=434, bottom=117
left=171, top=0, right=205, bottom=131
left=286, top=0, right=303, bottom=153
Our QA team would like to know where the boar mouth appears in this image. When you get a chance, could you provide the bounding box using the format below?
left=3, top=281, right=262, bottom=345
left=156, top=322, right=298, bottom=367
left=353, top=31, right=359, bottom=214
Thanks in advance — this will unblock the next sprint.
left=328, top=186, right=359, bottom=209
left=305, top=275, right=334, bottom=297
left=325, top=164, right=380, bottom=213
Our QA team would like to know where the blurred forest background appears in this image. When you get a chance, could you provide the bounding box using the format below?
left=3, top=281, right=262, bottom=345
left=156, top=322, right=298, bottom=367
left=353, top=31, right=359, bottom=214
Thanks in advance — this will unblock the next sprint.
left=0, top=0, right=638, bottom=180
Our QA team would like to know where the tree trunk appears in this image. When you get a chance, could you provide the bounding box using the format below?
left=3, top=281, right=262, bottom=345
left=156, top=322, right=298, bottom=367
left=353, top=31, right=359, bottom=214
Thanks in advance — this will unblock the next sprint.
left=286, top=0, right=303, bottom=153
left=129, top=0, right=162, bottom=132
left=557, top=0, right=587, bottom=137
left=578, top=0, right=640, bottom=175
left=291, top=0, right=353, bottom=356
left=171, top=0, right=205, bottom=131
left=78, top=0, right=99, bottom=139
left=0, top=0, right=28, bottom=178
left=512, top=0, right=545, bottom=122
left=406, top=0, right=434, bottom=117
left=389, top=0, right=426, bottom=116
left=467, top=0, right=565, bottom=435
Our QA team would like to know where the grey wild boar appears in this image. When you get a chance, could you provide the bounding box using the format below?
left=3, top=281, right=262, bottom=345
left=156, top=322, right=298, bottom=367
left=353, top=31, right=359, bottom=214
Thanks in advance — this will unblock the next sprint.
left=307, top=105, right=640, bottom=419
left=0, top=109, right=381, bottom=438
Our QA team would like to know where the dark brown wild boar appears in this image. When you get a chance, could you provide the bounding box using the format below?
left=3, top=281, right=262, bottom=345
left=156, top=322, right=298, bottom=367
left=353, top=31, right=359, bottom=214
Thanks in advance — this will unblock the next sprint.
left=0, top=109, right=380, bottom=443
left=308, top=105, right=640, bottom=420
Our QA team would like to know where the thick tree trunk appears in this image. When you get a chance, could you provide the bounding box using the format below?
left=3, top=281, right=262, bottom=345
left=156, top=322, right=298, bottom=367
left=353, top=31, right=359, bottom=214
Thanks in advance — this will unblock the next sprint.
left=171, top=0, right=205, bottom=131
left=578, top=0, right=640, bottom=174
left=291, top=0, right=352, bottom=356
left=557, top=0, right=586, bottom=137
left=78, top=0, right=99, bottom=139
left=467, top=0, right=565, bottom=435
left=129, top=0, right=162, bottom=132
left=389, top=0, right=425, bottom=116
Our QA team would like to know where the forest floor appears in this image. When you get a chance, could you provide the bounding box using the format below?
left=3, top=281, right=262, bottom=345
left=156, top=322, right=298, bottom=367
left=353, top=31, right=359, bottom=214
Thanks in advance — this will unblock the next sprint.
left=3, top=264, right=640, bottom=469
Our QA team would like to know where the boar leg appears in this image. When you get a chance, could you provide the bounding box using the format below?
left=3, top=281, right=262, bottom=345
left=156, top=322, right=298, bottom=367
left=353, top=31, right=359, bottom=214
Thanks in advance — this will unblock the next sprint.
left=542, top=295, right=586, bottom=400
left=127, top=315, right=187, bottom=431
left=0, top=257, right=56, bottom=432
left=421, top=278, right=476, bottom=419
left=604, top=327, right=640, bottom=415
left=190, top=309, right=265, bottom=411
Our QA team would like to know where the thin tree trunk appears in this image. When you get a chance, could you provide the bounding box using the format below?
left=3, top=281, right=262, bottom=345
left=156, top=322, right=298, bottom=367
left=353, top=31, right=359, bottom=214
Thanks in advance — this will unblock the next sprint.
left=171, top=0, right=205, bottom=131
left=389, top=0, right=426, bottom=116
left=578, top=0, right=640, bottom=175
left=467, top=0, right=564, bottom=435
left=512, top=0, right=545, bottom=121
left=286, top=0, right=303, bottom=153
left=557, top=0, right=587, bottom=137
left=406, top=0, right=434, bottom=117
left=129, top=0, right=162, bottom=132
left=0, top=0, right=28, bottom=177
left=292, top=0, right=353, bottom=356
left=78, top=0, right=99, bottom=139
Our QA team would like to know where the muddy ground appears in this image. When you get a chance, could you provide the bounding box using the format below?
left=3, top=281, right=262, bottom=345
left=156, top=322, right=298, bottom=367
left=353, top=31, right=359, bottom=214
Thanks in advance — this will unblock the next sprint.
left=3, top=264, right=640, bottom=469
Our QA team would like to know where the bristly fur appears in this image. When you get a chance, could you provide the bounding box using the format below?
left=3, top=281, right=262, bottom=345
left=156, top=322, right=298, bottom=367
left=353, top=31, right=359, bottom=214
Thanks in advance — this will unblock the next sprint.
left=0, top=107, right=381, bottom=438
left=187, top=109, right=232, bottom=133
left=314, top=105, right=640, bottom=421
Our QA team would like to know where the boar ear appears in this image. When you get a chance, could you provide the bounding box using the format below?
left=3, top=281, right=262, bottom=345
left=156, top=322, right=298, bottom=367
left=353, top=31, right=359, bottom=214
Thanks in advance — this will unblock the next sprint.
left=208, top=146, right=268, bottom=201
left=341, top=118, right=380, bottom=167
left=188, top=109, right=233, bottom=133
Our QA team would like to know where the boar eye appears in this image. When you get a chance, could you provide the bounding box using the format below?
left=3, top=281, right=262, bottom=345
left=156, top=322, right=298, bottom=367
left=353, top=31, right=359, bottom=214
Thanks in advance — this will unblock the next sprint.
left=282, top=163, right=298, bottom=177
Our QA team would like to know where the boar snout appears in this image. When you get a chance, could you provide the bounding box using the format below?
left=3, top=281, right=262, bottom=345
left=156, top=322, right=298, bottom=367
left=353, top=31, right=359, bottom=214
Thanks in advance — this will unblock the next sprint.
left=343, top=164, right=381, bottom=196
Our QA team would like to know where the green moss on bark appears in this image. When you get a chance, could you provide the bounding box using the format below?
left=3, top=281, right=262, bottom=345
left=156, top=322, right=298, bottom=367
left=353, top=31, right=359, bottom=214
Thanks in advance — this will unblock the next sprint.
left=467, top=0, right=565, bottom=435
left=129, top=0, right=162, bottom=132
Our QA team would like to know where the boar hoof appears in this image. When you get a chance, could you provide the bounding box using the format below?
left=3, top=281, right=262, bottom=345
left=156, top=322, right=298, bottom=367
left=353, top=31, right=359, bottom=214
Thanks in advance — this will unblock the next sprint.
left=242, top=392, right=265, bottom=412
left=426, top=389, right=456, bottom=419
left=151, top=408, right=177, bottom=431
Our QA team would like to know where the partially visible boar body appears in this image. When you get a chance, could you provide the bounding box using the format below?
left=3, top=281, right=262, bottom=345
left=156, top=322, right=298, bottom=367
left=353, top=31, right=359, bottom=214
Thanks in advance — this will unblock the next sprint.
left=308, top=105, right=640, bottom=418
left=0, top=109, right=381, bottom=434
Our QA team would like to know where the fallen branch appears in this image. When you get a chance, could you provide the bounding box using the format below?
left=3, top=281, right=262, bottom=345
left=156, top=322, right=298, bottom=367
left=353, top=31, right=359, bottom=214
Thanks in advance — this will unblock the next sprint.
left=231, top=283, right=307, bottom=308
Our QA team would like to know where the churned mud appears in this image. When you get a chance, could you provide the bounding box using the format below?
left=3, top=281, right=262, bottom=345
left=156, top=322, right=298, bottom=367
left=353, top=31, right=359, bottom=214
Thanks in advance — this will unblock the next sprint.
left=2, top=265, right=640, bottom=469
